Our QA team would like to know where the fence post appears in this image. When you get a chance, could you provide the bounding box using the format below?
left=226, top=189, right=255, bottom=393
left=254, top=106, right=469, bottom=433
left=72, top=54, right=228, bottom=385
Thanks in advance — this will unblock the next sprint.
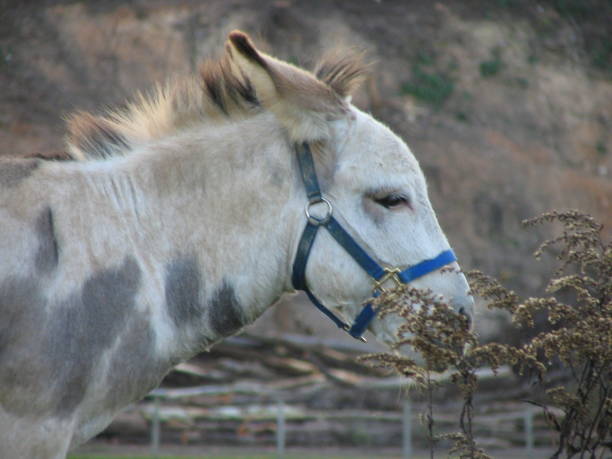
left=151, top=395, right=161, bottom=457
left=403, top=398, right=412, bottom=459
left=276, top=399, right=286, bottom=458
left=524, top=408, right=534, bottom=457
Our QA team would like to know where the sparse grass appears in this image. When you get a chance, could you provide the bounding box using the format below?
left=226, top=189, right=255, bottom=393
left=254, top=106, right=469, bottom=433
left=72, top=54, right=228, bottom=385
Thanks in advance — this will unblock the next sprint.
left=69, top=454, right=417, bottom=459
left=72, top=456, right=202, bottom=459
left=69, top=455, right=366, bottom=459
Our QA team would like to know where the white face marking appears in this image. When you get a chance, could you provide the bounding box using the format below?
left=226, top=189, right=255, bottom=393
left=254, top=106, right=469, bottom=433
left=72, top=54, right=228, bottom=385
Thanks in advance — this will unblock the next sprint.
left=303, top=107, right=473, bottom=346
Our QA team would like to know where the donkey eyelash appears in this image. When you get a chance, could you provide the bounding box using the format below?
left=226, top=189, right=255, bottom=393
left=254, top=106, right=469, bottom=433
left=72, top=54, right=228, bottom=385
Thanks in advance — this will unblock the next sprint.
left=371, top=192, right=411, bottom=210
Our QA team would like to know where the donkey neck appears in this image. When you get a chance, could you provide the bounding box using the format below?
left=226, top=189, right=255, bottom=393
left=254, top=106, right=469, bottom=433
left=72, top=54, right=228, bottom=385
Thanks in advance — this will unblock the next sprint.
left=99, top=115, right=302, bottom=357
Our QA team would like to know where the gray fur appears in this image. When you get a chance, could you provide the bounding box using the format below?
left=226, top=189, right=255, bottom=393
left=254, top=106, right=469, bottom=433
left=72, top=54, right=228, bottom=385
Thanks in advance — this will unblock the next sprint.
left=209, top=282, right=245, bottom=337
left=106, top=312, right=167, bottom=411
left=49, top=256, right=142, bottom=415
left=0, top=256, right=142, bottom=417
left=164, top=256, right=204, bottom=327
left=0, top=277, right=44, bottom=415
left=35, top=207, right=59, bottom=273
left=0, top=159, right=39, bottom=188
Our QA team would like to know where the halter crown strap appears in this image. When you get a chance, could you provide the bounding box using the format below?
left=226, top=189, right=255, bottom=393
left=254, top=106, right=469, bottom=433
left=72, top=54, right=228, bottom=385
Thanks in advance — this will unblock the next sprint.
left=291, top=142, right=457, bottom=341
left=292, top=143, right=352, bottom=332
left=295, top=142, right=322, bottom=202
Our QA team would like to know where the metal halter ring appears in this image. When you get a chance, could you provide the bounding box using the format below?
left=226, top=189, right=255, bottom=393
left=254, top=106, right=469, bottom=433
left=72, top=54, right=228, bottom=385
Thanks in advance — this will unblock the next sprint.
left=305, top=197, right=333, bottom=226
left=372, top=267, right=402, bottom=293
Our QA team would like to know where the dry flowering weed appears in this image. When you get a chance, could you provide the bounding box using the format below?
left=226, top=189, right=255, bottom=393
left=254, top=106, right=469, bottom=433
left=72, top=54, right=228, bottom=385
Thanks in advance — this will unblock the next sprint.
left=359, top=210, right=611, bottom=458
left=515, top=211, right=611, bottom=458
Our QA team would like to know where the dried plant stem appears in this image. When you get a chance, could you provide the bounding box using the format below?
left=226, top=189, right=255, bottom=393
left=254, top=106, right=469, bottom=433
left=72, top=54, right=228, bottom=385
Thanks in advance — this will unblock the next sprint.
left=459, top=369, right=476, bottom=457
left=426, top=370, right=435, bottom=459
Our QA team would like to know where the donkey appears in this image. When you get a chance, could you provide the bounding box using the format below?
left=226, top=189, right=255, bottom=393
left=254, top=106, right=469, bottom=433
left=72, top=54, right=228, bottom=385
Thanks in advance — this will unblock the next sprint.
left=0, top=31, right=473, bottom=458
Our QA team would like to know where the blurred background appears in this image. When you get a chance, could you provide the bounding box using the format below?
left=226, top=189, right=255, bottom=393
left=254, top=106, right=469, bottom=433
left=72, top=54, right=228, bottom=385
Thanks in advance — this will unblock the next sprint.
left=1, top=0, right=610, bottom=457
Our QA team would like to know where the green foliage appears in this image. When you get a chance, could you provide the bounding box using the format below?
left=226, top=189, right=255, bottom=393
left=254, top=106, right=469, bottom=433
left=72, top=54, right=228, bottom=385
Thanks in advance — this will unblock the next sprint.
left=513, top=77, right=529, bottom=88
left=592, top=40, right=612, bottom=73
left=455, top=111, right=470, bottom=123
left=596, top=141, right=607, bottom=156
left=479, top=49, right=503, bottom=78
left=495, top=0, right=520, bottom=7
left=544, top=0, right=612, bottom=77
left=401, top=53, right=454, bottom=109
left=69, top=455, right=365, bottom=459
left=550, top=0, right=593, bottom=20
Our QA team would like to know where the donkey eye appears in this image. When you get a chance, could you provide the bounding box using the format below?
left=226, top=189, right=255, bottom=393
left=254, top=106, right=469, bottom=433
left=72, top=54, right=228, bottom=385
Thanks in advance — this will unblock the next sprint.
left=374, top=194, right=410, bottom=209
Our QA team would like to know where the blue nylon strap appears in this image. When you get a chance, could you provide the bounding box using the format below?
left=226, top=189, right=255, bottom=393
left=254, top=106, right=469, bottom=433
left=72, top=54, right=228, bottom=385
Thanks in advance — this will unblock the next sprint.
left=296, top=143, right=322, bottom=201
left=323, top=217, right=387, bottom=281
left=348, top=290, right=380, bottom=339
left=291, top=141, right=458, bottom=341
left=348, top=303, right=377, bottom=338
left=304, top=289, right=350, bottom=331
left=398, top=249, right=457, bottom=283
left=291, top=221, right=350, bottom=331
left=291, top=222, right=319, bottom=291
left=348, top=251, right=456, bottom=339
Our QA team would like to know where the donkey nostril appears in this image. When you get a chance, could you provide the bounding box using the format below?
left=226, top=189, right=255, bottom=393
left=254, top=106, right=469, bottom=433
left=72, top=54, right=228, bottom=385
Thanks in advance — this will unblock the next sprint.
left=457, top=306, right=472, bottom=327
left=451, top=296, right=474, bottom=328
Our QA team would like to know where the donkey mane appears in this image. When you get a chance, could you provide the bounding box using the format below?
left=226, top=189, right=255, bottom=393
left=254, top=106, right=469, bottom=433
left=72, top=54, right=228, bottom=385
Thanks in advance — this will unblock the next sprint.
left=66, top=32, right=368, bottom=161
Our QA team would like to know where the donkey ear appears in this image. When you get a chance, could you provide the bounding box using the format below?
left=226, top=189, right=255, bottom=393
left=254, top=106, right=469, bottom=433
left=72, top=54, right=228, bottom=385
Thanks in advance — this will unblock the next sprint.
left=226, top=31, right=349, bottom=142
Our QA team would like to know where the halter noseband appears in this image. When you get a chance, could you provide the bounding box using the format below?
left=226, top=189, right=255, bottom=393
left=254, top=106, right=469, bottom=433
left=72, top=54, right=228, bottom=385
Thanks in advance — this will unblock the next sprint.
left=291, top=142, right=457, bottom=342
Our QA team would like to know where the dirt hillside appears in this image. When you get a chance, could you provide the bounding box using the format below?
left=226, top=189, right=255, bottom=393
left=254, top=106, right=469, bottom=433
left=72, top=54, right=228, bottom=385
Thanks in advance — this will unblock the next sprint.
left=1, top=0, right=610, bottom=338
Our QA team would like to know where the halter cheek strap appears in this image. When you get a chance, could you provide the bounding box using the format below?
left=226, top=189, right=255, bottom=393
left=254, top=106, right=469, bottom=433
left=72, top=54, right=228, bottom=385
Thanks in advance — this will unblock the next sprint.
left=291, top=142, right=457, bottom=341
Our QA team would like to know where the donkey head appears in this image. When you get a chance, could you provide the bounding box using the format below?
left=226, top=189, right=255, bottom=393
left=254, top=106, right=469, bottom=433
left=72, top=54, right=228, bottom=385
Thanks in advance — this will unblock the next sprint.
left=223, top=32, right=472, bottom=346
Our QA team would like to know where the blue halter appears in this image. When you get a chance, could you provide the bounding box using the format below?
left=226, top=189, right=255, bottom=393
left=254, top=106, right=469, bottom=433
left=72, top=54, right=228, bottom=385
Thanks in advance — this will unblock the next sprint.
left=291, top=142, right=457, bottom=341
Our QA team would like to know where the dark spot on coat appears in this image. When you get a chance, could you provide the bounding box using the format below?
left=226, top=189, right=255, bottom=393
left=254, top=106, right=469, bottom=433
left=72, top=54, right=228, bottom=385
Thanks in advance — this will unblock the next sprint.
left=164, top=256, right=204, bottom=328
left=106, top=312, right=168, bottom=410
left=0, top=159, right=39, bottom=188
left=48, top=256, right=142, bottom=415
left=0, top=277, right=51, bottom=414
left=35, top=207, right=59, bottom=274
left=209, top=282, right=245, bottom=337
left=268, top=164, right=285, bottom=189
left=0, top=256, right=145, bottom=417
left=0, top=278, right=39, bottom=365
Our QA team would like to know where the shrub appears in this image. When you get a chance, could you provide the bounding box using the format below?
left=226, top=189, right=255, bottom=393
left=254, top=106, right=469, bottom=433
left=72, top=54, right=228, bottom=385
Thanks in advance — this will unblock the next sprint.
left=361, top=210, right=611, bottom=458
left=479, top=49, right=503, bottom=78
left=401, top=66, right=454, bottom=108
